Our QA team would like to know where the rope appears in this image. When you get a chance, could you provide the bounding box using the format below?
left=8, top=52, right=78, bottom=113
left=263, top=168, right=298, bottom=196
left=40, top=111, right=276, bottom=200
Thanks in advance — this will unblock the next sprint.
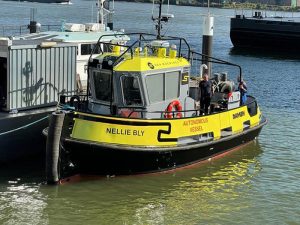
left=0, top=116, right=48, bottom=136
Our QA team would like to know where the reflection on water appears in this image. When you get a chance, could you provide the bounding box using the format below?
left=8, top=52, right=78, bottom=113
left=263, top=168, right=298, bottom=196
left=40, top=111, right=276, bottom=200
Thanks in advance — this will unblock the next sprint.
left=0, top=141, right=263, bottom=224
left=0, top=160, right=46, bottom=225
left=0, top=184, right=48, bottom=225
left=0, top=1, right=299, bottom=224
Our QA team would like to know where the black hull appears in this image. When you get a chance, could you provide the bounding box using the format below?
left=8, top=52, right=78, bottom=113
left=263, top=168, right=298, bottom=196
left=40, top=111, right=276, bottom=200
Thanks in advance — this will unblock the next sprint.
left=0, top=107, right=54, bottom=165
left=230, top=17, right=300, bottom=51
left=61, top=120, right=266, bottom=177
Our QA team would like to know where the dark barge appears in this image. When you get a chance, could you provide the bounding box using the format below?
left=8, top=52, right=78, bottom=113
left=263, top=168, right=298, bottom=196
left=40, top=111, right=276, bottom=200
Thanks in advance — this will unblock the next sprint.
left=230, top=11, right=300, bottom=51
left=0, top=38, right=77, bottom=164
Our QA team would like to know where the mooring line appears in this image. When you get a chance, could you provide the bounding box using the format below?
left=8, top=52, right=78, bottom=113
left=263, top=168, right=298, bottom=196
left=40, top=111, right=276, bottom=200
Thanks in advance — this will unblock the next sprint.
left=0, top=116, right=48, bottom=136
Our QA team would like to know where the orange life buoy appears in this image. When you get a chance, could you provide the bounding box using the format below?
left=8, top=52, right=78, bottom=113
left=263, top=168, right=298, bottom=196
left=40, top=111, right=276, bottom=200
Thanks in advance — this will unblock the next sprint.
left=164, top=100, right=183, bottom=118
left=228, top=92, right=233, bottom=101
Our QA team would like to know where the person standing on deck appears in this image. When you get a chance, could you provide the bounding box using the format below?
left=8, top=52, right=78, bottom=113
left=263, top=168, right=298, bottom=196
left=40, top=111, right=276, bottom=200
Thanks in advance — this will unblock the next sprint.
left=238, top=77, right=247, bottom=105
left=199, top=73, right=213, bottom=115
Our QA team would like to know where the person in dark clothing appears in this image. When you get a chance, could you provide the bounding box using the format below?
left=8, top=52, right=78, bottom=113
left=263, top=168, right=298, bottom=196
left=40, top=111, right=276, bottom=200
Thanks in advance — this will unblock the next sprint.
left=238, top=78, right=247, bottom=105
left=199, top=73, right=213, bottom=115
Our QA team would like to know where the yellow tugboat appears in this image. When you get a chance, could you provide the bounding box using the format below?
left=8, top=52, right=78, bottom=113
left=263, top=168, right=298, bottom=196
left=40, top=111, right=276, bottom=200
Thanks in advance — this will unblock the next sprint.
left=44, top=0, right=267, bottom=183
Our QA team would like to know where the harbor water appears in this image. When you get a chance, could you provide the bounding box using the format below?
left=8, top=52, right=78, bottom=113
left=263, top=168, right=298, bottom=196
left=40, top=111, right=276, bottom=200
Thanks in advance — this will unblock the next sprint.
left=0, top=1, right=300, bottom=224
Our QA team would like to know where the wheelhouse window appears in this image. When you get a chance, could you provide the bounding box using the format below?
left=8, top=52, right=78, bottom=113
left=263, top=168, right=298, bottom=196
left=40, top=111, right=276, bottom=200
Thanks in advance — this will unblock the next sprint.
left=81, top=43, right=101, bottom=56
left=146, top=73, right=164, bottom=103
left=81, top=43, right=112, bottom=56
left=121, top=76, right=143, bottom=106
left=165, top=71, right=180, bottom=100
left=92, top=70, right=112, bottom=102
left=146, top=71, right=180, bottom=103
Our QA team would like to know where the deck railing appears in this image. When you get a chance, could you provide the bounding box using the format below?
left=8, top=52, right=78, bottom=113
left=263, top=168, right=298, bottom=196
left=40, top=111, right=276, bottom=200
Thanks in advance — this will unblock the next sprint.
left=58, top=94, right=258, bottom=120
left=0, top=24, right=61, bottom=37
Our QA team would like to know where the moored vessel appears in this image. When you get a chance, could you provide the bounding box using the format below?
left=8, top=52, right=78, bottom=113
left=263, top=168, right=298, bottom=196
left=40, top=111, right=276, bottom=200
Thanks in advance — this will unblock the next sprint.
left=0, top=38, right=77, bottom=164
left=230, top=11, right=300, bottom=51
left=44, top=0, right=267, bottom=183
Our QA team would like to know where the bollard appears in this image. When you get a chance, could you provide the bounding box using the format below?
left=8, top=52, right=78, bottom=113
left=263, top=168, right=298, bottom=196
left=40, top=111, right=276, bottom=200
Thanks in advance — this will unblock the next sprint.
left=201, top=15, right=214, bottom=78
left=46, top=111, right=65, bottom=185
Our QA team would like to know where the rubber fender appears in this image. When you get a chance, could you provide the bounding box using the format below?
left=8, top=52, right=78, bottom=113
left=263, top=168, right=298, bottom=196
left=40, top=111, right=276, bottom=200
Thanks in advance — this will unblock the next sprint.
left=46, top=111, right=65, bottom=185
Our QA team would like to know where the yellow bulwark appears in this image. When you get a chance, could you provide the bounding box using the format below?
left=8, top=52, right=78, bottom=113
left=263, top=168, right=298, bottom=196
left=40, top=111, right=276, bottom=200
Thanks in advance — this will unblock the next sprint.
left=70, top=106, right=261, bottom=147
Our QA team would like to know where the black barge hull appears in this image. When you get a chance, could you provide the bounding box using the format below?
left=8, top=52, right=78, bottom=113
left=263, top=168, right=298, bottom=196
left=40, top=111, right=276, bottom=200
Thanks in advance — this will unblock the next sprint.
left=230, top=17, right=300, bottom=51
left=61, top=119, right=266, bottom=177
left=0, top=107, right=54, bottom=165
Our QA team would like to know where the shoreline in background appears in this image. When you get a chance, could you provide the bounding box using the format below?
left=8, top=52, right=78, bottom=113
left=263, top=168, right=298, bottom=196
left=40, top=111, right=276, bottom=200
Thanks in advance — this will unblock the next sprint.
left=116, top=0, right=300, bottom=12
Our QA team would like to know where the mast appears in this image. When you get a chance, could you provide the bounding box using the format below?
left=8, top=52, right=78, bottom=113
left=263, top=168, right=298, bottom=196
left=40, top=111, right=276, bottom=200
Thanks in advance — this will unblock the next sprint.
left=157, top=0, right=163, bottom=39
left=153, top=0, right=173, bottom=39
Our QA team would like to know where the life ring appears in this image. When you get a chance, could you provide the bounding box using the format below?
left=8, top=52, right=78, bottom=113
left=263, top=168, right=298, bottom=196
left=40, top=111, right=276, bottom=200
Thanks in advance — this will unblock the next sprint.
left=227, top=92, right=233, bottom=101
left=164, top=100, right=183, bottom=118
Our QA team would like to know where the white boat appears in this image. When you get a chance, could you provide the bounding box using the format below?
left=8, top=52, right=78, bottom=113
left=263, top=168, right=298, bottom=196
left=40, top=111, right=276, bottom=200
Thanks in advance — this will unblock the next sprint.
left=12, top=0, right=128, bottom=92
left=14, top=26, right=129, bottom=91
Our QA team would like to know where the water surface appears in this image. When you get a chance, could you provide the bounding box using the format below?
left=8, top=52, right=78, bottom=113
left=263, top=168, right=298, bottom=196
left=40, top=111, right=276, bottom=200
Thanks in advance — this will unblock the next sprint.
left=0, top=1, right=299, bottom=224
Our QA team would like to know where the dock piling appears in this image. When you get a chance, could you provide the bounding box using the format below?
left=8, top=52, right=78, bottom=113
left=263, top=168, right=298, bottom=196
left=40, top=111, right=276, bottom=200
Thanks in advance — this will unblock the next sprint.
left=46, top=111, right=65, bottom=185
left=201, top=14, right=214, bottom=78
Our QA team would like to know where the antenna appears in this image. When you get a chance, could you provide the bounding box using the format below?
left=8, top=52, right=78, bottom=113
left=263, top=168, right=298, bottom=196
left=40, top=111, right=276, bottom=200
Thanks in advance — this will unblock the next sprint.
left=207, top=0, right=210, bottom=14
left=157, top=0, right=163, bottom=39
left=152, top=0, right=174, bottom=39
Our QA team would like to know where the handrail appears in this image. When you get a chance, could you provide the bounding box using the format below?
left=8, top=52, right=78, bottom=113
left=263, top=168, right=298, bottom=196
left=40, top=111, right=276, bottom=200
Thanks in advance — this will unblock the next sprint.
left=88, top=32, right=192, bottom=65
left=120, top=96, right=256, bottom=118
left=0, top=24, right=61, bottom=36
left=190, top=50, right=243, bottom=81
left=71, top=95, right=257, bottom=119
left=88, top=33, right=242, bottom=80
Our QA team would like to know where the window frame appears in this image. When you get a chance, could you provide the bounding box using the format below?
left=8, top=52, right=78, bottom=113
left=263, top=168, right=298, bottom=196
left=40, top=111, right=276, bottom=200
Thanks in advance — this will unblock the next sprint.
left=80, top=43, right=102, bottom=56
left=165, top=70, right=181, bottom=100
left=145, top=70, right=181, bottom=104
left=120, top=74, right=144, bottom=107
left=90, top=69, right=113, bottom=104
